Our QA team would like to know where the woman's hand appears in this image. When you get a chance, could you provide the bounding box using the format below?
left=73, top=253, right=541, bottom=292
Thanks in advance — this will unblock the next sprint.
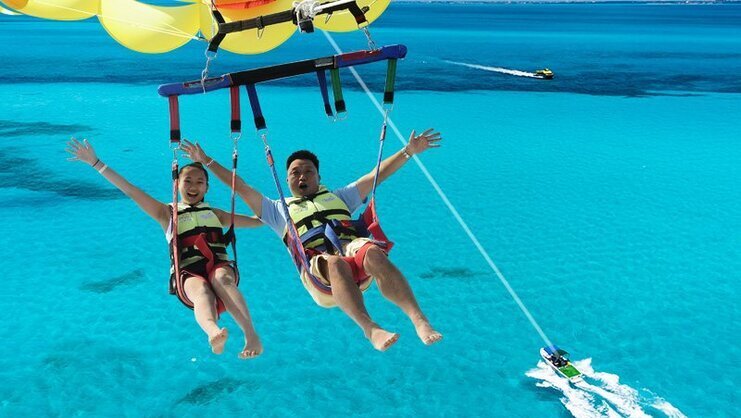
left=66, top=138, right=100, bottom=166
left=181, top=139, right=211, bottom=165
left=405, top=128, right=442, bottom=156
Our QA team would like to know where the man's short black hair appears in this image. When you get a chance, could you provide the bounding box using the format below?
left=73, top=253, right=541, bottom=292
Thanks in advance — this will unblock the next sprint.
left=286, top=150, right=319, bottom=171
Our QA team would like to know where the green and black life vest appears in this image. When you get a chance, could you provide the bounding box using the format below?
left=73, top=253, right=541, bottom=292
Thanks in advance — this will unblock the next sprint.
left=284, top=186, right=359, bottom=250
left=168, top=202, right=229, bottom=272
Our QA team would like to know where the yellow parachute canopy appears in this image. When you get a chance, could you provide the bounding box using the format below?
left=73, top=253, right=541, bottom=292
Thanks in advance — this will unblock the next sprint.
left=0, top=0, right=390, bottom=54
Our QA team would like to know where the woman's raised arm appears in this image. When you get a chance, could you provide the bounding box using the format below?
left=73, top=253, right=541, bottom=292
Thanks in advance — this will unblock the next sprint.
left=66, top=138, right=170, bottom=229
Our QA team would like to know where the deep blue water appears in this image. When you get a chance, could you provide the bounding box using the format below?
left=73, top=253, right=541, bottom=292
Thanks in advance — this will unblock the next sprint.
left=1, top=2, right=739, bottom=417
left=4, top=3, right=741, bottom=95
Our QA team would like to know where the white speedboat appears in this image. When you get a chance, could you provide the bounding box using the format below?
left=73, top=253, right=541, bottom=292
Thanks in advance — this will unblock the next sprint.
left=540, top=345, right=583, bottom=382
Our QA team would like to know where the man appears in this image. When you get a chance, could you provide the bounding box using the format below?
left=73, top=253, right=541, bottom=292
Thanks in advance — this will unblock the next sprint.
left=181, top=128, right=442, bottom=351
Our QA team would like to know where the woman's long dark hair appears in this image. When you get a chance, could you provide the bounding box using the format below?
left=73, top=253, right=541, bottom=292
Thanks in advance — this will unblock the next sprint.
left=179, top=162, right=209, bottom=181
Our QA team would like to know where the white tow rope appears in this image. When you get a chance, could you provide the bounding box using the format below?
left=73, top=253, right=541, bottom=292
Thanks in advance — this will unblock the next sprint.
left=322, top=29, right=556, bottom=348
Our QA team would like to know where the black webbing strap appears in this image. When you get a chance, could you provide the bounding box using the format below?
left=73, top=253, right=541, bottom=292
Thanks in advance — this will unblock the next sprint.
left=220, top=9, right=295, bottom=33
left=208, top=8, right=294, bottom=53
left=207, top=9, right=227, bottom=53
left=206, top=1, right=369, bottom=54
left=320, top=1, right=368, bottom=26
left=316, top=70, right=334, bottom=117
left=348, top=2, right=369, bottom=25
left=231, top=57, right=334, bottom=85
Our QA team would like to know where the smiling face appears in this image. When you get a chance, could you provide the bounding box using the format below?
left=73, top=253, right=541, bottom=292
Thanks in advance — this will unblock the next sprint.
left=178, top=165, right=209, bottom=205
left=287, top=159, right=320, bottom=197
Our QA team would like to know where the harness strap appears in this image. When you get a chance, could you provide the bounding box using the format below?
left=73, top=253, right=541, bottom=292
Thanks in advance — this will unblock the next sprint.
left=228, top=147, right=239, bottom=266
left=206, top=1, right=367, bottom=55
left=342, top=241, right=376, bottom=281
left=329, top=68, right=346, bottom=115
left=362, top=199, right=393, bottom=251
left=287, top=189, right=331, bottom=206
left=207, top=8, right=227, bottom=53
left=169, top=165, right=180, bottom=296
left=230, top=85, right=242, bottom=134
left=245, top=84, right=266, bottom=130
left=348, top=1, right=368, bottom=26
left=168, top=96, right=181, bottom=142
left=316, top=70, right=334, bottom=118
left=293, top=208, right=352, bottom=230
left=323, top=223, right=345, bottom=256
left=348, top=105, right=395, bottom=252
left=319, top=0, right=368, bottom=26
left=172, top=234, right=241, bottom=314
left=294, top=225, right=327, bottom=249
left=218, top=9, right=294, bottom=35
left=384, top=59, right=397, bottom=105
left=262, top=133, right=328, bottom=292
left=180, top=233, right=217, bottom=274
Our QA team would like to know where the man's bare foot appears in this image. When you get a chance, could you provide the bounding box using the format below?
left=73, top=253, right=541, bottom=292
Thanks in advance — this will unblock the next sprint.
left=414, top=321, right=443, bottom=345
left=369, top=328, right=399, bottom=352
left=209, top=328, right=229, bottom=354
left=238, top=338, right=263, bottom=360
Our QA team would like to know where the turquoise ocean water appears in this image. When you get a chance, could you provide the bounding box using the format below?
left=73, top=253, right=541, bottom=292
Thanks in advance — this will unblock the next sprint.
left=1, top=2, right=739, bottom=417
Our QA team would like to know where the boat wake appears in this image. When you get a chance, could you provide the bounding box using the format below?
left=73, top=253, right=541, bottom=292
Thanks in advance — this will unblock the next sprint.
left=1, top=6, right=19, bottom=15
left=444, top=60, right=541, bottom=78
left=526, top=359, right=687, bottom=418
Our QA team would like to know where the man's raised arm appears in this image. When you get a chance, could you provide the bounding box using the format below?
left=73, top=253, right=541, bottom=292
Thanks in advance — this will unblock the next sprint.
left=355, top=128, right=441, bottom=200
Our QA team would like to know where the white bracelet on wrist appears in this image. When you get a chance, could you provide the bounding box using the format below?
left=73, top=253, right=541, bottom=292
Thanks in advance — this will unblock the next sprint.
left=97, top=164, right=108, bottom=174
left=401, top=147, right=412, bottom=160
left=206, top=158, right=214, bottom=167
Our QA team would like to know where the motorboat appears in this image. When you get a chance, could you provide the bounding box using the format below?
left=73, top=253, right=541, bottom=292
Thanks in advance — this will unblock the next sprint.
left=540, top=345, right=583, bottom=382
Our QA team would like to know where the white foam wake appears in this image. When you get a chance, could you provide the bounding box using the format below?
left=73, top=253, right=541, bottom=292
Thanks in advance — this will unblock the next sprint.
left=527, top=358, right=687, bottom=417
left=526, top=360, right=620, bottom=418
left=1, top=6, right=20, bottom=15
left=649, top=399, right=688, bottom=418
left=444, top=60, right=541, bottom=78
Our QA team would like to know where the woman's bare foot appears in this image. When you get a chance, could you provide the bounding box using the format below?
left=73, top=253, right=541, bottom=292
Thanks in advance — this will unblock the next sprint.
left=369, top=328, right=399, bottom=352
left=414, top=321, right=443, bottom=345
left=209, top=328, right=229, bottom=354
left=238, top=338, right=263, bottom=360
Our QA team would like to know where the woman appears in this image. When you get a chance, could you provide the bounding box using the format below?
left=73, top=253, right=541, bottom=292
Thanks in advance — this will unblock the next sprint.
left=66, top=138, right=263, bottom=359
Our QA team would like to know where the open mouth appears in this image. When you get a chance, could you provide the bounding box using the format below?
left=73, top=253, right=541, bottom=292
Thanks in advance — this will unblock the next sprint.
left=298, top=183, right=308, bottom=190
left=186, top=192, right=199, bottom=199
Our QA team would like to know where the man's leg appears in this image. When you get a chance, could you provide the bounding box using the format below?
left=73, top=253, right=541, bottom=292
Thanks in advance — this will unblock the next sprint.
left=320, top=255, right=399, bottom=351
left=362, top=246, right=443, bottom=345
left=184, top=278, right=229, bottom=354
left=210, top=266, right=263, bottom=359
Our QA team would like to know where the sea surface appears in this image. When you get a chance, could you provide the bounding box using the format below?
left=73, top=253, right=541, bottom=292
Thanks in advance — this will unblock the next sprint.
left=1, top=2, right=739, bottom=417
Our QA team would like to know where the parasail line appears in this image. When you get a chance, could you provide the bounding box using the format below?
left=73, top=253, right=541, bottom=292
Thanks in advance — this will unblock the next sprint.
left=321, top=30, right=555, bottom=348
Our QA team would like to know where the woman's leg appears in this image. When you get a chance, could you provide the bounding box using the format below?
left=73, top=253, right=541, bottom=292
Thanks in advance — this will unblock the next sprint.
left=184, top=276, right=228, bottom=354
left=210, top=266, right=263, bottom=359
